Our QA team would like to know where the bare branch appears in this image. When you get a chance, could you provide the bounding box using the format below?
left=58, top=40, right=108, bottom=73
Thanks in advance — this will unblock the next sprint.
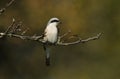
left=0, top=16, right=102, bottom=46
left=0, top=8, right=6, bottom=15
left=0, top=32, right=43, bottom=41
left=57, top=30, right=71, bottom=43
left=0, top=29, right=102, bottom=46
left=6, top=0, right=15, bottom=7
left=59, top=30, right=71, bottom=39
left=21, top=27, right=29, bottom=35
left=56, top=33, right=102, bottom=46
left=0, top=0, right=15, bottom=15
left=5, top=18, right=15, bottom=34
left=9, top=20, right=23, bottom=34
left=3, top=33, right=44, bottom=43
left=0, top=33, right=6, bottom=38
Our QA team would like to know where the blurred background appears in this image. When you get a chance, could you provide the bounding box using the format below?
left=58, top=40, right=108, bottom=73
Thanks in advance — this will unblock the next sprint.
left=0, top=0, right=120, bottom=79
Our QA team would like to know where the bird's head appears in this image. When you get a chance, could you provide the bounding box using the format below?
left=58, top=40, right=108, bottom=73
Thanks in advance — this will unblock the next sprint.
left=47, top=17, right=61, bottom=26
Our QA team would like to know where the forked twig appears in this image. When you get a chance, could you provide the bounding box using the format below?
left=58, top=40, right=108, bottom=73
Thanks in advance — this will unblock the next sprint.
left=57, top=33, right=102, bottom=46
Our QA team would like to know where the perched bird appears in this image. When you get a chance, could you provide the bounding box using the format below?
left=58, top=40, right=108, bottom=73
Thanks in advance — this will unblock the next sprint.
left=43, top=17, right=60, bottom=66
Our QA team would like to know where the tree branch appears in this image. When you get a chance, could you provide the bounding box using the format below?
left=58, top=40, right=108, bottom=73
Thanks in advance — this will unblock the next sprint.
left=0, top=32, right=102, bottom=45
left=0, top=18, right=102, bottom=45
left=0, top=0, right=102, bottom=46
left=0, top=0, right=15, bottom=15
left=56, top=33, right=102, bottom=46
left=5, top=18, right=15, bottom=34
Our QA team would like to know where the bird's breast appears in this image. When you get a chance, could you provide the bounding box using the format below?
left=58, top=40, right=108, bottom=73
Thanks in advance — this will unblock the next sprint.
left=44, top=25, right=58, bottom=43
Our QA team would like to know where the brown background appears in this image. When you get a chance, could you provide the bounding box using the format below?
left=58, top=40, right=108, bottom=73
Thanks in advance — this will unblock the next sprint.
left=0, top=0, right=120, bottom=79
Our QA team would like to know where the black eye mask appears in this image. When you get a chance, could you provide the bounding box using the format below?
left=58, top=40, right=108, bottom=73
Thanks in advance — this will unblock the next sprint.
left=50, top=20, right=59, bottom=23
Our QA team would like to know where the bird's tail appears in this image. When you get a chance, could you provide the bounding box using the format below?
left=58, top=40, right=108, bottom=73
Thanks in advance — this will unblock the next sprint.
left=43, top=45, right=50, bottom=66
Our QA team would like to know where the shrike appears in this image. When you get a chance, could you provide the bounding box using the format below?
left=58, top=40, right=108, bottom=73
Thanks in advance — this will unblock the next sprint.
left=43, top=17, right=60, bottom=66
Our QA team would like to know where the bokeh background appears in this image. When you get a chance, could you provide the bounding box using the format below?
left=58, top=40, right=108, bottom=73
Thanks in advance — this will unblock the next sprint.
left=0, top=0, right=120, bottom=79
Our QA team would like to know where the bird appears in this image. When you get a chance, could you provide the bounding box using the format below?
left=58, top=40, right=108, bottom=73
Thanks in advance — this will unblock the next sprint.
left=43, top=17, right=60, bottom=66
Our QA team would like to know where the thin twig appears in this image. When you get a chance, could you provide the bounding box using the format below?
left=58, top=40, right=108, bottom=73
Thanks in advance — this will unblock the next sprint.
left=10, top=21, right=23, bottom=34
left=21, top=28, right=29, bottom=35
left=59, top=30, right=71, bottom=39
left=56, top=33, right=102, bottom=46
left=0, top=0, right=15, bottom=15
left=0, top=8, right=6, bottom=15
left=57, top=30, right=71, bottom=43
left=6, top=33, right=43, bottom=42
left=5, top=18, right=15, bottom=34
left=6, top=0, right=15, bottom=7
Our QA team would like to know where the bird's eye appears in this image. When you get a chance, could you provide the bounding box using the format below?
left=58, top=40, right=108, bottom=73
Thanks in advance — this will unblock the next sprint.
left=50, top=20, right=59, bottom=23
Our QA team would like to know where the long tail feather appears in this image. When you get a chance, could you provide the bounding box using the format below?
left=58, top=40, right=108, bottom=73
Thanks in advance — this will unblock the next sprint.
left=43, top=45, right=50, bottom=66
